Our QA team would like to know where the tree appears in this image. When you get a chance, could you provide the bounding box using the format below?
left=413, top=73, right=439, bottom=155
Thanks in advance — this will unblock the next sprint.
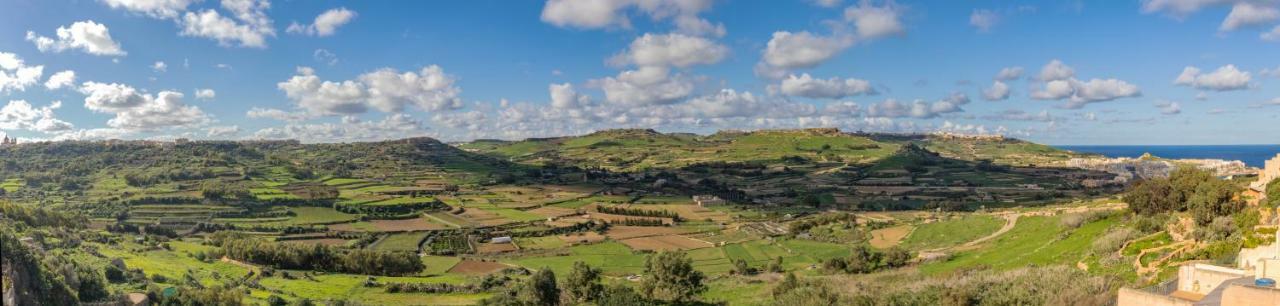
left=881, top=247, right=912, bottom=268
left=640, top=251, right=706, bottom=303
left=1188, top=179, right=1243, bottom=225
left=732, top=258, right=756, bottom=275
left=597, top=285, right=651, bottom=306
left=1169, top=167, right=1213, bottom=208
left=515, top=268, right=559, bottom=306
left=767, top=256, right=784, bottom=273
left=844, top=245, right=881, bottom=274
left=1266, top=179, right=1280, bottom=208
left=1124, top=178, right=1176, bottom=215
left=563, top=262, right=602, bottom=304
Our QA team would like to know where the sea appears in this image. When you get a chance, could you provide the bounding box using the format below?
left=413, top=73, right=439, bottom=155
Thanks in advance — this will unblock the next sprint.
left=1055, top=145, right=1280, bottom=168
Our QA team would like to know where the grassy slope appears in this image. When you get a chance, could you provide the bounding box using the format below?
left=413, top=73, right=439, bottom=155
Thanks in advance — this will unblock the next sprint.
left=920, top=214, right=1121, bottom=274
left=899, top=214, right=1004, bottom=250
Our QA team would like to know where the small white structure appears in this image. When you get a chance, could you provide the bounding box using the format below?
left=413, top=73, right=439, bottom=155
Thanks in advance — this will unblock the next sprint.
left=490, top=236, right=512, bottom=244
left=693, top=195, right=725, bottom=206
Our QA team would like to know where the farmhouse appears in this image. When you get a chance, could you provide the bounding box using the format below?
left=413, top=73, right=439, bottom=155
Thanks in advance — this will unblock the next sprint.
left=490, top=236, right=512, bottom=244
left=693, top=195, right=725, bottom=206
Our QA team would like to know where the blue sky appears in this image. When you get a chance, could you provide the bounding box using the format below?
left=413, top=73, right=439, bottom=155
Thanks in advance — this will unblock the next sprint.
left=0, top=0, right=1277, bottom=145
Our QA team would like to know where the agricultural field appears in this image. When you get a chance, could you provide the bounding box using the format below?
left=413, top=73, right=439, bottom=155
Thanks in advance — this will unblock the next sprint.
left=0, top=128, right=1248, bottom=306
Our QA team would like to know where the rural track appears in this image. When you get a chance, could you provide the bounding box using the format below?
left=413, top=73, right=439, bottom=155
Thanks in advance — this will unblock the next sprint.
left=925, top=202, right=1127, bottom=253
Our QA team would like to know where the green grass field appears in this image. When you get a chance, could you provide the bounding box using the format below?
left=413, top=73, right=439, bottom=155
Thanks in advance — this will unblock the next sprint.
left=372, top=232, right=429, bottom=252
left=899, top=214, right=1004, bottom=250
left=920, top=214, right=1121, bottom=274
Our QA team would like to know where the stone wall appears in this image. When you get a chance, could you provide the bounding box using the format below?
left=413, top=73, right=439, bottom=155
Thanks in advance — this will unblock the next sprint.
left=1116, top=288, right=1194, bottom=306
left=1221, top=285, right=1280, bottom=306
left=1178, top=264, right=1250, bottom=295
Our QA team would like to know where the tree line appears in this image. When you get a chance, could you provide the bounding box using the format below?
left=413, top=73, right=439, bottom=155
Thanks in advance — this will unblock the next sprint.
left=209, top=233, right=424, bottom=276
left=1124, top=167, right=1244, bottom=225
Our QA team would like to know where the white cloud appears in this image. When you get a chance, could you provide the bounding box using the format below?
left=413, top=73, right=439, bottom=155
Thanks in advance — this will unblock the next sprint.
left=194, top=88, right=216, bottom=100
left=982, top=109, right=1056, bottom=122
left=995, top=66, right=1024, bottom=80
left=1265, top=25, right=1280, bottom=41
left=608, top=33, right=728, bottom=68
left=286, top=7, right=357, bottom=37
left=1156, top=100, right=1182, bottom=115
left=277, top=65, right=463, bottom=116
left=25, top=20, right=127, bottom=56
left=250, top=114, right=426, bottom=143
left=180, top=0, right=275, bottom=48
left=758, top=31, right=854, bottom=74
left=811, top=0, right=842, bottom=8
left=778, top=73, right=876, bottom=99
left=1037, top=59, right=1075, bottom=81
left=99, top=0, right=195, bottom=19
left=1220, top=2, right=1279, bottom=31
left=540, top=0, right=724, bottom=37
left=970, top=9, right=1000, bottom=32
left=246, top=107, right=310, bottom=122
left=152, top=61, right=168, bottom=72
left=1174, top=64, right=1251, bottom=91
left=0, top=52, right=44, bottom=94
left=1261, top=65, right=1280, bottom=77
left=1027, top=60, right=1142, bottom=108
left=982, top=80, right=1011, bottom=101
left=44, top=70, right=76, bottom=90
left=206, top=125, right=239, bottom=137
left=549, top=83, right=592, bottom=109
left=313, top=49, right=338, bottom=66
left=843, top=1, right=905, bottom=40
left=597, top=66, right=693, bottom=106
left=1140, top=0, right=1232, bottom=17
left=78, top=81, right=212, bottom=130
left=0, top=100, right=74, bottom=133
left=867, top=93, right=969, bottom=119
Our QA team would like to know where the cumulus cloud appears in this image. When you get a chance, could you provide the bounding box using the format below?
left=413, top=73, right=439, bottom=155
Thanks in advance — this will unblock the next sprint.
left=867, top=93, right=969, bottom=119
left=206, top=125, right=239, bottom=137
left=1036, top=59, right=1074, bottom=81
left=1220, top=2, right=1279, bottom=31
left=194, top=88, right=216, bottom=100
left=1174, top=64, right=1251, bottom=91
left=597, top=66, right=694, bottom=106
left=981, top=109, right=1056, bottom=122
left=246, top=107, right=310, bottom=122
left=608, top=33, right=728, bottom=68
left=982, top=80, right=1011, bottom=101
left=277, top=65, right=463, bottom=116
left=970, top=9, right=999, bottom=32
left=152, top=61, right=167, bottom=72
left=78, top=81, right=212, bottom=131
left=25, top=20, right=126, bottom=56
left=0, top=100, right=74, bottom=133
left=549, top=83, right=592, bottom=109
left=540, top=0, right=725, bottom=37
left=1265, top=25, right=1280, bottom=41
left=99, top=0, right=195, bottom=19
left=313, top=49, right=338, bottom=66
left=1026, top=60, right=1141, bottom=109
left=778, top=73, right=876, bottom=99
left=287, top=7, right=357, bottom=37
left=251, top=114, right=426, bottom=143
left=995, top=66, right=1024, bottom=80
left=1155, top=100, right=1182, bottom=115
left=0, top=52, right=44, bottom=94
left=843, top=1, right=905, bottom=40
left=180, top=0, right=275, bottom=48
left=44, top=70, right=76, bottom=90
left=756, top=31, right=854, bottom=78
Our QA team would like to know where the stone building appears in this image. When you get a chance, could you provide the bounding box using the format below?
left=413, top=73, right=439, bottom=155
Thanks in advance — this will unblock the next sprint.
left=1247, top=154, right=1280, bottom=205
left=1117, top=231, right=1280, bottom=305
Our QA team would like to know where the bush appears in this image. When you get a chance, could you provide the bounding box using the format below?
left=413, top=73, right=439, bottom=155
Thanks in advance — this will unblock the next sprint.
left=1091, top=228, right=1138, bottom=256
